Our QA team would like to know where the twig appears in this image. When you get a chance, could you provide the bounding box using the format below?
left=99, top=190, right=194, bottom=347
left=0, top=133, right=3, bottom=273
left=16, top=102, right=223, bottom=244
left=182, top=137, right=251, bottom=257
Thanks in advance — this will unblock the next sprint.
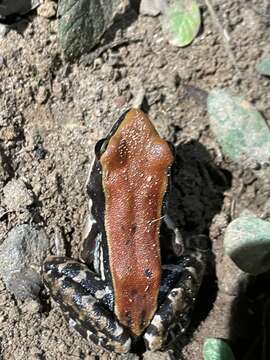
left=204, top=0, right=239, bottom=71
left=54, top=226, right=66, bottom=257
left=80, top=38, right=142, bottom=66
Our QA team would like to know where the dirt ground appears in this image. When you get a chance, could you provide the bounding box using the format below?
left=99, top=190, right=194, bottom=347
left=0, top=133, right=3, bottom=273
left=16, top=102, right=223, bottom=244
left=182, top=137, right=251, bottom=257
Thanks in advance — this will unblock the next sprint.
left=0, top=0, right=270, bottom=359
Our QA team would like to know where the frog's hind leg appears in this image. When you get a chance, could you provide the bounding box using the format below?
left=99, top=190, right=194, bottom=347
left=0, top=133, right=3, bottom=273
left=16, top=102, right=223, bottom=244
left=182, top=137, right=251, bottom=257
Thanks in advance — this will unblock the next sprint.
left=43, top=256, right=131, bottom=353
left=144, top=242, right=207, bottom=351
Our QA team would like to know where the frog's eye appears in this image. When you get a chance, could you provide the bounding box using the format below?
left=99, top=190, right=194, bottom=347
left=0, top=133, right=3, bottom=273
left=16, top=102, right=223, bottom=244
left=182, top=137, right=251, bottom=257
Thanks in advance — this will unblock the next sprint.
left=95, top=138, right=108, bottom=159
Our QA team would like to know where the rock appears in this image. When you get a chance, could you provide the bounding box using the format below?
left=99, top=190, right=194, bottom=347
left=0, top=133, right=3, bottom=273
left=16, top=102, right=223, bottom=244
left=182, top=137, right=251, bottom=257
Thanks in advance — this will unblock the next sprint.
left=8, top=270, right=42, bottom=300
left=0, top=224, right=49, bottom=300
left=52, top=79, right=66, bottom=99
left=207, top=89, right=270, bottom=166
left=0, top=125, right=18, bottom=141
left=114, top=95, right=127, bottom=108
left=3, top=178, right=34, bottom=211
left=0, top=0, right=42, bottom=17
left=224, top=214, right=270, bottom=275
left=216, top=255, right=248, bottom=296
left=35, top=86, right=49, bottom=104
left=139, top=0, right=167, bottom=16
left=37, top=1, right=57, bottom=18
left=256, top=56, right=270, bottom=76
left=203, top=338, right=235, bottom=360
left=58, top=0, right=124, bottom=60
left=101, top=63, right=114, bottom=80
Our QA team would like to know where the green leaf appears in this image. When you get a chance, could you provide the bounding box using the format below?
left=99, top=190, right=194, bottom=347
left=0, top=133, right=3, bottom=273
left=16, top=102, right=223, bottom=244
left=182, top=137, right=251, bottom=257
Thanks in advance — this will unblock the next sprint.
left=203, top=339, right=235, bottom=360
left=162, top=0, right=201, bottom=47
left=256, top=56, right=270, bottom=76
left=207, top=88, right=270, bottom=165
left=58, top=0, right=122, bottom=60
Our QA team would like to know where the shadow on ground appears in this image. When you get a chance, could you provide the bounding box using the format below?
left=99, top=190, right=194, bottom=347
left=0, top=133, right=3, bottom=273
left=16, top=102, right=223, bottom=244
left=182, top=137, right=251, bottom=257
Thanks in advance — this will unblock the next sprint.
left=167, top=140, right=232, bottom=357
left=229, top=272, right=270, bottom=360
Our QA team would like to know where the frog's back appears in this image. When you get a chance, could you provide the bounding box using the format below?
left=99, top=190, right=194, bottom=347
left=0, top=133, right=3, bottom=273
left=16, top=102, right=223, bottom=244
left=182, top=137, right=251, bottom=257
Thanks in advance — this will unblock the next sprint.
left=98, top=109, right=173, bottom=335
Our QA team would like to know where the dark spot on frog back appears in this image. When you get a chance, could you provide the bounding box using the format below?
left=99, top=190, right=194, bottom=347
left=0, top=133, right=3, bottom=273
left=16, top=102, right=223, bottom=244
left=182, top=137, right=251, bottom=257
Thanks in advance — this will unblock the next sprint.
left=131, top=289, right=138, bottom=296
left=123, top=223, right=137, bottom=245
left=144, top=268, right=153, bottom=279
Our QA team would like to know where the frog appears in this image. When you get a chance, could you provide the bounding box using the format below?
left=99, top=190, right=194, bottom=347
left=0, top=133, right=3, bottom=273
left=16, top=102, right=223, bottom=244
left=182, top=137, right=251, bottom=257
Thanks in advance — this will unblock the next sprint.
left=43, top=108, right=208, bottom=353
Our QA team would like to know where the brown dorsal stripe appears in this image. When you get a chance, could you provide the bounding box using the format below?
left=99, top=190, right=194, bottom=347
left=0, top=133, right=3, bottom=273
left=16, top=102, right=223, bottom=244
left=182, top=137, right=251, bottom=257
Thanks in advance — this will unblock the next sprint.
left=100, top=109, right=173, bottom=336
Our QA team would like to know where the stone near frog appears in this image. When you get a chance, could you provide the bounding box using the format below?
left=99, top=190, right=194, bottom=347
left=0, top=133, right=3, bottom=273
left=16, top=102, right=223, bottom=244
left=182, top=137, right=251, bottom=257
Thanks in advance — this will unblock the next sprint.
left=43, top=108, right=208, bottom=353
left=0, top=0, right=42, bottom=19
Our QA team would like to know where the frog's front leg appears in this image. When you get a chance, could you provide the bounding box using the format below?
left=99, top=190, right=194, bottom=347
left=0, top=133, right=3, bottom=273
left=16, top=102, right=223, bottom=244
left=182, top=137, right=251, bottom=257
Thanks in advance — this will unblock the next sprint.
left=144, top=241, right=208, bottom=351
left=43, top=257, right=131, bottom=353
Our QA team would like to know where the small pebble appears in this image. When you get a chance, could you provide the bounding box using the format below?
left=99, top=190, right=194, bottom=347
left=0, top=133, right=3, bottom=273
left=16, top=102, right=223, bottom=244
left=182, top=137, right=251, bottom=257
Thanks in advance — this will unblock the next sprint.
left=3, top=178, right=34, bottom=211
left=0, top=24, right=8, bottom=38
left=8, top=270, right=42, bottom=300
left=256, top=56, right=270, bottom=76
left=224, top=213, right=270, bottom=275
left=20, top=299, right=41, bottom=314
left=101, top=63, right=114, bottom=81
left=36, top=86, right=49, bottom=104
left=140, top=0, right=167, bottom=16
left=52, top=80, right=66, bottom=99
left=107, top=52, right=121, bottom=66
left=0, top=125, right=18, bottom=141
left=114, top=96, right=127, bottom=108
left=37, top=1, right=57, bottom=18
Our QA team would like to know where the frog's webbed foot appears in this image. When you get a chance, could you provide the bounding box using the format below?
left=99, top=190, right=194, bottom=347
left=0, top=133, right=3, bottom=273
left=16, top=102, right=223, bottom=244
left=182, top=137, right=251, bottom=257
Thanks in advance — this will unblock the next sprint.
left=144, top=240, right=208, bottom=351
left=43, top=257, right=131, bottom=353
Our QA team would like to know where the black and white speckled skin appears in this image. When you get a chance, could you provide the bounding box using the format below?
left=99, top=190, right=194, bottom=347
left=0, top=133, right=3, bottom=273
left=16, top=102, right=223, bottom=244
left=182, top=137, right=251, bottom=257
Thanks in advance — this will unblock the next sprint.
left=43, top=242, right=207, bottom=353
left=144, top=246, right=207, bottom=350
left=44, top=257, right=131, bottom=353
left=43, top=110, right=208, bottom=353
